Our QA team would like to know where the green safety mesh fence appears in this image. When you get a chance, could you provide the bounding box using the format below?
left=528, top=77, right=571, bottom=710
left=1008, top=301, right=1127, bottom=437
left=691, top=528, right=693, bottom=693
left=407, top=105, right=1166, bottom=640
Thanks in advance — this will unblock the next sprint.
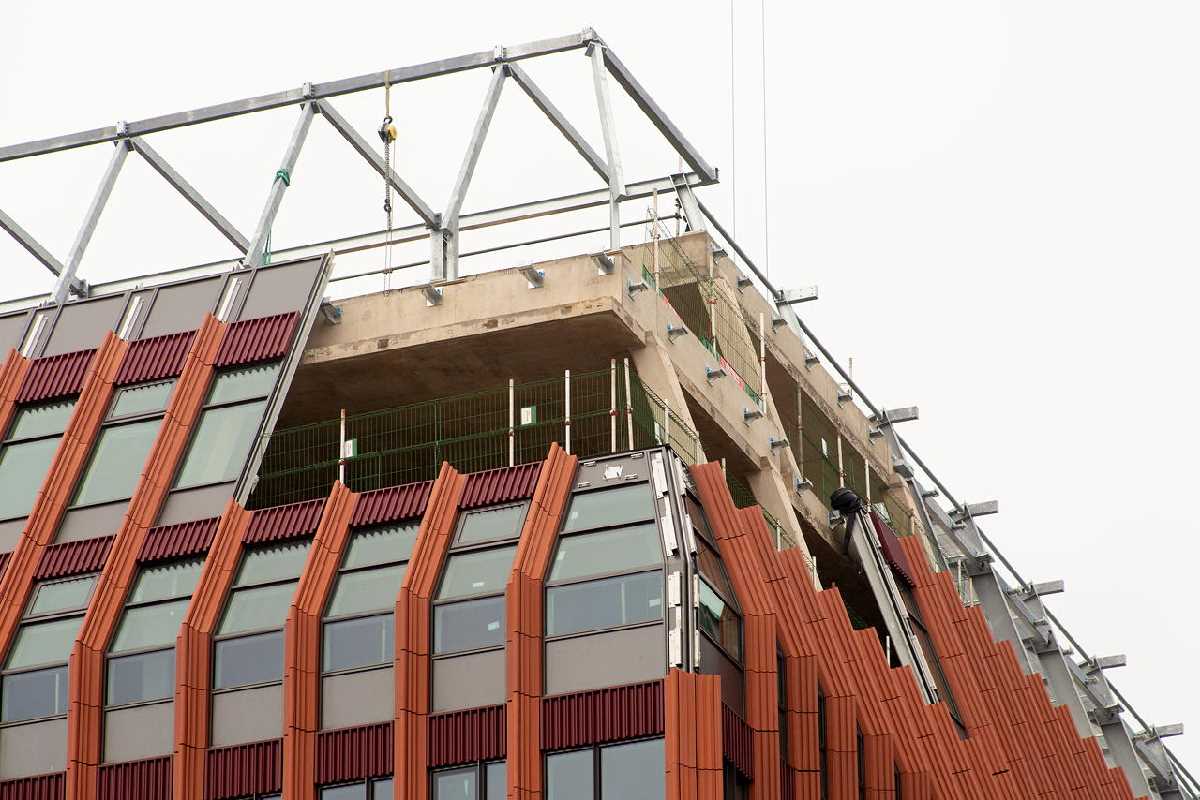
left=725, top=473, right=798, bottom=551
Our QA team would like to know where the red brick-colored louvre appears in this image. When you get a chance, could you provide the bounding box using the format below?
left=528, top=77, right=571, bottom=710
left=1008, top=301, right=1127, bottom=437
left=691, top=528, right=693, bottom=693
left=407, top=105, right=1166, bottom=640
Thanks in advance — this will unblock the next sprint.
left=66, top=316, right=225, bottom=800
left=541, top=680, right=666, bottom=752
left=460, top=461, right=543, bottom=509
left=204, top=740, right=282, bottom=800
left=871, top=511, right=914, bottom=588
left=505, top=444, right=576, bottom=800
left=394, top=463, right=468, bottom=800
left=97, top=756, right=171, bottom=800
left=34, top=536, right=114, bottom=580
left=174, top=502, right=252, bottom=800
left=722, top=705, right=754, bottom=779
left=281, top=483, right=359, bottom=800
left=664, top=670, right=722, bottom=800
left=213, top=312, right=298, bottom=368
left=316, top=722, right=394, bottom=784
left=0, top=771, right=65, bottom=800
left=115, top=330, right=194, bottom=386
left=16, top=348, right=96, bottom=403
left=139, top=518, right=219, bottom=563
left=245, top=497, right=326, bottom=544
left=352, top=481, right=433, bottom=527
left=0, top=553, right=9, bottom=579
left=0, top=333, right=126, bottom=763
left=429, top=705, right=507, bottom=768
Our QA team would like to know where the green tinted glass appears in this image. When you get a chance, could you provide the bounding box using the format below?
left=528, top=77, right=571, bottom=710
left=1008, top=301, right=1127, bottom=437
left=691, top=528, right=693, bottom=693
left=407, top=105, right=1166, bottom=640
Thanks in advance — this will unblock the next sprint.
left=0, top=436, right=62, bottom=519
left=326, top=564, right=406, bottom=618
left=28, top=576, right=96, bottom=617
left=173, top=400, right=266, bottom=488
left=206, top=363, right=280, bottom=406
left=436, top=545, right=517, bottom=601
left=110, top=598, right=189, bottom=653
left=7, top=400, right=75, bottom=441
left=71, top=418, right=161, bottom=507
left=7, top=615, right=85, bottom=669
left=128, top=558, right=203, bottom=604
left=109, top=380, right=174, bottom=419
left=549, top=523, right=662, bottom=582
left=343, top=523, right=419, bottom=570
left=218, top=582, right=297, bottom=635
left=456, top=503, right=527, bottom=545
left=234, top=541, right=309, bottom=587
left=561, top=484, right=655, bottom=533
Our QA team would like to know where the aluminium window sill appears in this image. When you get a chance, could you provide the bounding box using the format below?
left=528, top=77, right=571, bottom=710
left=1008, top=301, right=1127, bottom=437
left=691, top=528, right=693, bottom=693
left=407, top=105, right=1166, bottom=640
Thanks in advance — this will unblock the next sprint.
left=544, top=618, right=664, bottom=643
left=211, top=679, right=284, bottom=695
left=103, top=695, right=173, bottom=713
left=0, top=712, right=67, bottom=729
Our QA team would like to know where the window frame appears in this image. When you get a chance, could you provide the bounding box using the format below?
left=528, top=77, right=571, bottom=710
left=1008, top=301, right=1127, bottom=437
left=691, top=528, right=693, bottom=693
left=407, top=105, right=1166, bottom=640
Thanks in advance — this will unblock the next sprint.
left=544, top=736, right=665, bottom=800
left=694, top=539, right=743, bottom=665
left=0, top=572, right=98, bottom=725
left=542, top=483, right=665, bottom=643
left=317, top=776, right=393, bottom=799
left=0, top=398, right=77, bottom=522
left=429, top=759, right=505, bottom=799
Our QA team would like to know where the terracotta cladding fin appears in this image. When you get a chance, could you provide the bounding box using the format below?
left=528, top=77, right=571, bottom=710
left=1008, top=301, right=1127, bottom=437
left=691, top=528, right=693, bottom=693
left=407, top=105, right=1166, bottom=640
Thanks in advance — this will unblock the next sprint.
left=460, top=462, right=542, bottom=509
left=351, top=480, right=434, bottom=527
left=722, top=704, right=754, bottom=779
left=316, top=722, right=395, bottom=785
left=429, top=706, right=507, bottom=768
left=16, top=348, right=96, bottom=404
left=214, top=312, right=298, bottom=368
left=35, top=536, right=115, bottom=580
left=0, top=771, right=66, bottom=800
left=115, top=330, right=195, bottom=385
left=541, top=680, right=665, bottom=751
left=139, top=517, right=219, bottom=563
left=871, top=511, right=915, bottom=588
left=0, top=350, right=32, bottom=437
left=205, top=739, right=282, bottom=800
left=0, top=553, right=9, bottom=581
left=665, top=670, right=723, bottom=800
left=97, top=756, right=171, bottom=800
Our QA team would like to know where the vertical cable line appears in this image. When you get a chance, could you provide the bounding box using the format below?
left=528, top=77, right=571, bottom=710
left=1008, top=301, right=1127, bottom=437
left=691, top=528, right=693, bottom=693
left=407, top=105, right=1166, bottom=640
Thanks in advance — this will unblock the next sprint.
left=760, top=0, right=770, bottom=277
left=730, top=0, right=737, bottom=238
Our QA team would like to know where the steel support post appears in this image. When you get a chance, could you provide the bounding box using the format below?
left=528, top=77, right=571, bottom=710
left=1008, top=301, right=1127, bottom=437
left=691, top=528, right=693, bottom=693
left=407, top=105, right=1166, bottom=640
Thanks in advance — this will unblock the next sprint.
left=130, top=137, right=249, bottom=253
left=0, top=207, right=73, bottom=288
left=670, top=174, right=706, bottom=232
left=53, top=139, right=131, bottom=303
left=244, top=100, right=316, bottom=268
left=507, top=62, right=610, bottom=183
left=441, top=66, right=507, bottom=280
left=590, top=44, right=625, bottom=250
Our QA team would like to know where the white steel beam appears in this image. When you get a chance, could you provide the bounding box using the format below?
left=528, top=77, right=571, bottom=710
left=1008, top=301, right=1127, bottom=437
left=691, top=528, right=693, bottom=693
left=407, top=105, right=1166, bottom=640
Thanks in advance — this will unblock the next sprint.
left=54, top=140, right=131, bottom=303
left=590, top=44, right=625, bottom=250
left=244, top=101, right=317, bottom=268
left=0, top=207, right=74, bottom=288
left=507, top=62, right=609, bottom=184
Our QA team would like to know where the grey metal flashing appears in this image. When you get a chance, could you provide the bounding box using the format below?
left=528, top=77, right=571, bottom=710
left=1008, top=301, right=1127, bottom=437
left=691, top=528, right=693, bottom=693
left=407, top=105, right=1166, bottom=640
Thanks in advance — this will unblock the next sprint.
left=507, top=62, right=609, bottom=184
left=244, top=101, right=316, bottom=268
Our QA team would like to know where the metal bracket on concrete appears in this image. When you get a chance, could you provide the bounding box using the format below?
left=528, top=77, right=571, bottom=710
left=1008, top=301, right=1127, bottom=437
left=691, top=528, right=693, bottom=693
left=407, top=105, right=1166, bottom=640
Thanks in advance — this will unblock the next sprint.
left=519, top=266, right=545, bottom=288
left=594, top=251, right=617, bottom=275
left=878, top=406, right=920, bottom=425
left=318, top=301, right=342, bottom=325
left=769, top=436, right=789, bottom=451
left=776, top=286, right=819, bottom=306
left=421, top=285, right=443, bottom=306
left=794, top=477, right=813, bottom=493
left=627, top=279, right=649, bottom=297
left=705, top=366, right=726, bottom=382
left=742, top=407, right=763, bottom=423
left=666, top=323, right=688, bottom=341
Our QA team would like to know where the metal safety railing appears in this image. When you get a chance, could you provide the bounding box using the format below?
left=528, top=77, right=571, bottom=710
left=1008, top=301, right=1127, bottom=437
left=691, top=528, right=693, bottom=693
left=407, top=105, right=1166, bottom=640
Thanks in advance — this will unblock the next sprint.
left=249, top=358, right=704, bottom=508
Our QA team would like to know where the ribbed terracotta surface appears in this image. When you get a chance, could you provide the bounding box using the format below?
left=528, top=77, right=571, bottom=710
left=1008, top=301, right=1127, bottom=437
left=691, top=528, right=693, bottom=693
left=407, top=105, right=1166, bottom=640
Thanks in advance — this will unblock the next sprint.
left=139, top=517, right=219, bottom=563
left=351, top=481, right=433, bottom=527
left=16, top=348, right=96, bottom=403
left=460, top=462, right=542, bottom=510
left=665, top=670, right=722, bottom=800
left=0, top=771, right=65, bottom=800
left=116, top=330, right=195, bottom=386
left=722, top=704, right=754, bottom=779
left=214, top=312, right=298, bottom=368
left=245, top=498, right=325, bottom=544
left=97, top=756, right=171, bottom=800
left=205, top=739, right=281, bottom=800
left=316, top=722, right=394, bottom=785
left=872, top=510, right=914, bottom=588
left=429, top=706, right=506, bottom=768
left=0, top=350, right=31, bottom=457
left=0, top=553, right=9, bottom=579
left=34, top=536, right=114, bottom=581
left=541, top=680, right=666, bottom=751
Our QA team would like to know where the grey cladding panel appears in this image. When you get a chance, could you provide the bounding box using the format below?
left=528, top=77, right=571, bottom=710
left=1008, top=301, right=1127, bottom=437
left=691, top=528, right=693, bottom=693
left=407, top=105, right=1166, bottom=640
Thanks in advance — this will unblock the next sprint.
left=573, top=451, right=651, bottom=489
left=699, top=635, right=743, bottom=717
left=103, top=701, right=174, bottom=762
left=238, top=259, right=323, bottom=321
left=432, top=650, right=505, bottom=712
left=139, top=277, right=223, bottom=338
left=56, top=501, right=128, bottom=544
left=156, top=483, right=233, bottom=527
left=43, top=295, right=124, bottom=356
left=545, top=624, right=665, bottom=696
left=211, top=684, right=281, bottom=747
left=0, top=312, right=30, bottom=355
left=322, top=666, right=394, bottom=729
left=0, top=717, right=67, bottom=779
left=0, top=518, right=26, bottom=554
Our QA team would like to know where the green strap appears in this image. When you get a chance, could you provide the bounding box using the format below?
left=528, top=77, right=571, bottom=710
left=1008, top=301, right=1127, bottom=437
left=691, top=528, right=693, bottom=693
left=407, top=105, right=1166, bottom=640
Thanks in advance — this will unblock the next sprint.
left=275, top=168, right=291, bottom=186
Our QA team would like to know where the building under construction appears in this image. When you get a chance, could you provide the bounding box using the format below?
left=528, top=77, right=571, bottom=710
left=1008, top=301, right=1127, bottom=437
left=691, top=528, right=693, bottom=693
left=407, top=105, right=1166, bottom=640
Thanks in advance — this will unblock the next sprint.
left=0, top=28, right=1192, bottom=800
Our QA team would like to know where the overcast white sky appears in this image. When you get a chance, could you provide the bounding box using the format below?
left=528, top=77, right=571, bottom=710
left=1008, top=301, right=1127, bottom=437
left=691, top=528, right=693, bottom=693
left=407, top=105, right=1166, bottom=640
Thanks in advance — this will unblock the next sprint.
left=3, top=0, right=1198, bottom=772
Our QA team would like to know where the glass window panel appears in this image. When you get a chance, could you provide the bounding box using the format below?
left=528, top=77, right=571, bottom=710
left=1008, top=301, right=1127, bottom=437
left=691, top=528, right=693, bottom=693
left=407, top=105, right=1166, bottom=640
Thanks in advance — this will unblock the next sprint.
left=206, top=363, right=281, bottom=406
left=432, top=766, right=476, bottom=800
left=696, top=540, right=737, bottom=606
left=698, top=579, right=742, bottom=661
left=546, top=571, right=663, bottom=637
left=601, top=739, right=664, bottom=800
left=548, top=524, right=662, bottom=583
left=343, top=523, right=419, bottom=570
left=127, top=558, right=203, bottom=605
left=326, top=565, right=405, bottom=618
left=28, top=575, right=96, bottom=617
left=7, top=400, right=75, bottom=440
left=110, top=599, right=189, bottom=653
left=561, top=483, right=655, bottom=533
left=213, top=630, right=284, bottom=689
left=0, top=435, right=62, bottom=519
left=218, top=582, right=297, bottom=635
left=173, top=400, right=266, bottom=489
left=433, top=596, right=505, bottom=654
left=546, top=749, right=594, bottom=800
left=456, top=503, right=527, bottom=545
left=685, top=495, right=714, bottom=544
left=372, top=778, right=393, bottom=800
left=109, top=380, right=174, bottom=419
left=72, top=418, right=161, bottom=506
left=7, top=615, right=85, bottom=670
left=235, top=540, right=310, bottom=587
left=436, top=546, right=516, bottom=601
left=485, top=762, right=505, bottom=800
left=107, top=647, right=175, bottom=705
left=1, top=664, right=68, bottom=722
left=319, top=784, right=366, bottom=800
left=322, top=614, right=393, bottom=673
